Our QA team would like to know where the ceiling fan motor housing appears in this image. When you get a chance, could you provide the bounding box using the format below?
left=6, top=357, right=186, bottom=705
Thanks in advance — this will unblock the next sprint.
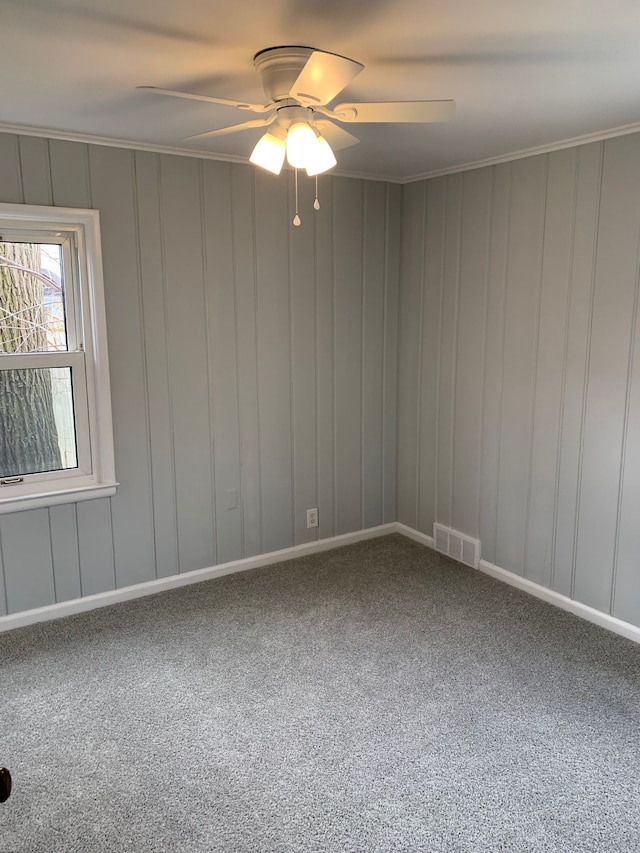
left=253, top=46, right=314, bottom=103
left=275, top=104, right=314, bottom=130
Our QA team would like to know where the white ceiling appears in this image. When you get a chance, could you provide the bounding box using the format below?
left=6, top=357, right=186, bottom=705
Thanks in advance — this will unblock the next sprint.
left=1, top=0, right=640, bottom=181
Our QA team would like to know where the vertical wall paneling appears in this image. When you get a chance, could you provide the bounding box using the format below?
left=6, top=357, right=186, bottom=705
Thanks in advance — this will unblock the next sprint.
left=399, top=133, right=640, bottom=631
left=552, top=143, right=602, bottom=597
left=0, top=541, right=6, bottom=617
left=396, top=181, right=426, bottom=527
left=1, top=137, right=100, bottom=610
left=362, top=181, right=386, bottom=529
left=202, top=160, right=243, bottom=565
left=134, top=151, right=179, bottom=578
left=254, top=169, right=293, bottom=553
left=0, top=132, right=397, bottom=617
left=17, top=136, right=78, bottom=602
left=382, top=183, right=400, bottom=525
left=613, top=240, right=640, bottom=625
left=18, top=136, right=52, bottom=206
left=494, top=155, right=547, bottom=575
left=48, top=140, right=91, bottom=208
left=478, top=164, right=511, bottom=563
left=159, top=155, right=214, bottom=573
left=89, top=145, right=156, bottom=587
left=49, top=140, right=118, bottom=596
left=0, top=134, right=22, bottom=203
left=0, top=129, right=403, bottom=622
left=231, top=165, right=262, bottom=558
left=315, top=177, right=336, bottom=541
left=333, top=178, right=364, bottom=535
left=0, top=510, right=55, bottom=613
left=451, top=169, right=492, bottom=537
left=524, top=149, right=577, bottom=587
left=76, top=499, right=115, bottom=596
left=417, top=177, right=445, bottom=535
left=436, top=173, right=463, bottom=528
left=49, top=505, right=81, bottom=603
left=574, top=134, right=640, bottom=612
left=289, top=173, right=318, bottom=545
left=5, top=123, right=640, bottom=634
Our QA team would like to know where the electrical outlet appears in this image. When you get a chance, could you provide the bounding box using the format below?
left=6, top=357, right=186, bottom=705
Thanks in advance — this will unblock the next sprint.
left=306, top=507, right=318, bottom=528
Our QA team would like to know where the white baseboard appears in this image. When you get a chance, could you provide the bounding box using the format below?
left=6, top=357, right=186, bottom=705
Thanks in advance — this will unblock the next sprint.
left=4, top=519, right=639, bottom=646
left=395, top=524, right=640, bottom=644
left=395, top=523, right=640, bottom=645
left=0, top=523, right=396, bottom=632
left=395, top=523, right=435, bottom=549
left=476, top=558, right=640, bottom=645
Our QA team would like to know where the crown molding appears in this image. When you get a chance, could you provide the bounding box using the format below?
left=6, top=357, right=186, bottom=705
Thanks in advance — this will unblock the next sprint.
left=0, top=120, right=251, bottom=165
left=0, top=120, right=399, bottom=183
left=402, top=119, right=640, bottom=183
left=3, top=117, right=640, bottom=186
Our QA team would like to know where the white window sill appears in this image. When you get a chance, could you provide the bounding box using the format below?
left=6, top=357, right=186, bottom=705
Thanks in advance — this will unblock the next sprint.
left=0, top=482, right=119, bottom=515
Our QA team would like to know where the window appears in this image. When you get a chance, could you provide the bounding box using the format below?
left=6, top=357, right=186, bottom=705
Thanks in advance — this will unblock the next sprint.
left=0, top=203, right=116, bottom=513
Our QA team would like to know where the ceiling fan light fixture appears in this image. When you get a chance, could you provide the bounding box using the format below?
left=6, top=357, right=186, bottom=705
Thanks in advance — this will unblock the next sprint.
left=141, top=45, right=457, bottom=185
left=250, top=131, right=286, bottom=174
left=285, top=121, right=318, bottom=168
left=306, top=135, right=337, bottom=176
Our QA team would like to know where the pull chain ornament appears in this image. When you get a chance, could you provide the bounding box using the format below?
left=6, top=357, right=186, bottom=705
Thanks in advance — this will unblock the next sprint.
left=293, top=169, right=301, bottom=226
left=314, top=175, right=320, bottom=210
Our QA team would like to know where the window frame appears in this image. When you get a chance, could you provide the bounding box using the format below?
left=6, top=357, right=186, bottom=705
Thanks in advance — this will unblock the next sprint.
left=0, top=202, right=117, bottom=514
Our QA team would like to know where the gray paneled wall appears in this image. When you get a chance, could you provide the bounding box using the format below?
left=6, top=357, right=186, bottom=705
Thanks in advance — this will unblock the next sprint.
left=6, top=127, right=640, bottom=632
left=397, top=135, right=640, bottom=629
left=0, top=132, right=399, bottom=616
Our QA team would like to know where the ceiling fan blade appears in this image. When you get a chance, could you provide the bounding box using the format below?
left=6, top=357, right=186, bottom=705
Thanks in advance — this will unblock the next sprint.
left=137, top=86, right=273, bottom=114
left=183, top=117, right=274, bottom=141
left=290, top=50, right=364, bottom=106
left=314, top=120, right=360, bottom=151
left=332, top=100, right=456, bottom=123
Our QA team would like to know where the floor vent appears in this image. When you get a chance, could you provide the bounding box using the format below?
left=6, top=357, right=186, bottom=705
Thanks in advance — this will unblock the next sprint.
left=433, top=523, right=480, bottom=569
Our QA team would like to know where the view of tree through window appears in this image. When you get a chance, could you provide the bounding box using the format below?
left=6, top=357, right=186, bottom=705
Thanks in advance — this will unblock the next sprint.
left=0, top=241, right=77, bottom=478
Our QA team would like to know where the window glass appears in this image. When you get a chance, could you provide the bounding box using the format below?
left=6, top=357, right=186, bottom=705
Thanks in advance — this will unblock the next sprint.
left=0, top=241, right=67, bottom=353
left=0, top=366, right=77, bottom=478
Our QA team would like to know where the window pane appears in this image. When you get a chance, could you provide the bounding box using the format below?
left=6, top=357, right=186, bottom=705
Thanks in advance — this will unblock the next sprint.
left=0, top=242, right=67, bottom=353
left=0, top=366, right=77, bottom=477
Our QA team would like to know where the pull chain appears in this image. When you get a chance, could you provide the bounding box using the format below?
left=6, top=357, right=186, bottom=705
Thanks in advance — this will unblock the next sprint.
left=293, top=169, right=301, bottom=226
left=314, top=175, right=320, bottom=211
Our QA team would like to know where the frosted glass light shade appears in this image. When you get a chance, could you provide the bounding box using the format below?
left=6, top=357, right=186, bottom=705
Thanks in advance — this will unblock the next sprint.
left=250, top=132, right=286, bottom=174
left=286, top=122, right=318, bottom=168
left=306, top=135, right=337, bottom=176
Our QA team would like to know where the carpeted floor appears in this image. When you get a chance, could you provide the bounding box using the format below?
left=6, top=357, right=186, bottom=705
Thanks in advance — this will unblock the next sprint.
left=1, top=533, right=639, bottom=852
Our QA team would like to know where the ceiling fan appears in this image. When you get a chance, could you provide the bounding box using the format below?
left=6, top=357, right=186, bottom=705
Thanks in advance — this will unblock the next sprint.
left=138, top=45, right=455, bottom=177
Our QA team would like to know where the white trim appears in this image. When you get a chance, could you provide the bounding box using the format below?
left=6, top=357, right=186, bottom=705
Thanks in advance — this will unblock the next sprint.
left=4, top=520, right=639, bottom=645
left=476, top=559, right=640, bottom=645
left=395, top=522, right=435, bottom=549
left=0, top=483, right=118, bottom=515
left=402, top=120, right=640, bottom=183
left=0, top=122, right=397, bottom=184
left=0, top=121, right=250, bottom=165
left=395, top=524, right=640, bottom=645
left=0, top=523, right=396, bottom=632
left=80, top=207, right=117, bottom=488
left=9, top=117, right=640, bottom=185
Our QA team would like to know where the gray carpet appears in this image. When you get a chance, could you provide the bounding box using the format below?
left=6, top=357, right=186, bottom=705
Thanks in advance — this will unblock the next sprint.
left=1, top=534, right=640, bottom=852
